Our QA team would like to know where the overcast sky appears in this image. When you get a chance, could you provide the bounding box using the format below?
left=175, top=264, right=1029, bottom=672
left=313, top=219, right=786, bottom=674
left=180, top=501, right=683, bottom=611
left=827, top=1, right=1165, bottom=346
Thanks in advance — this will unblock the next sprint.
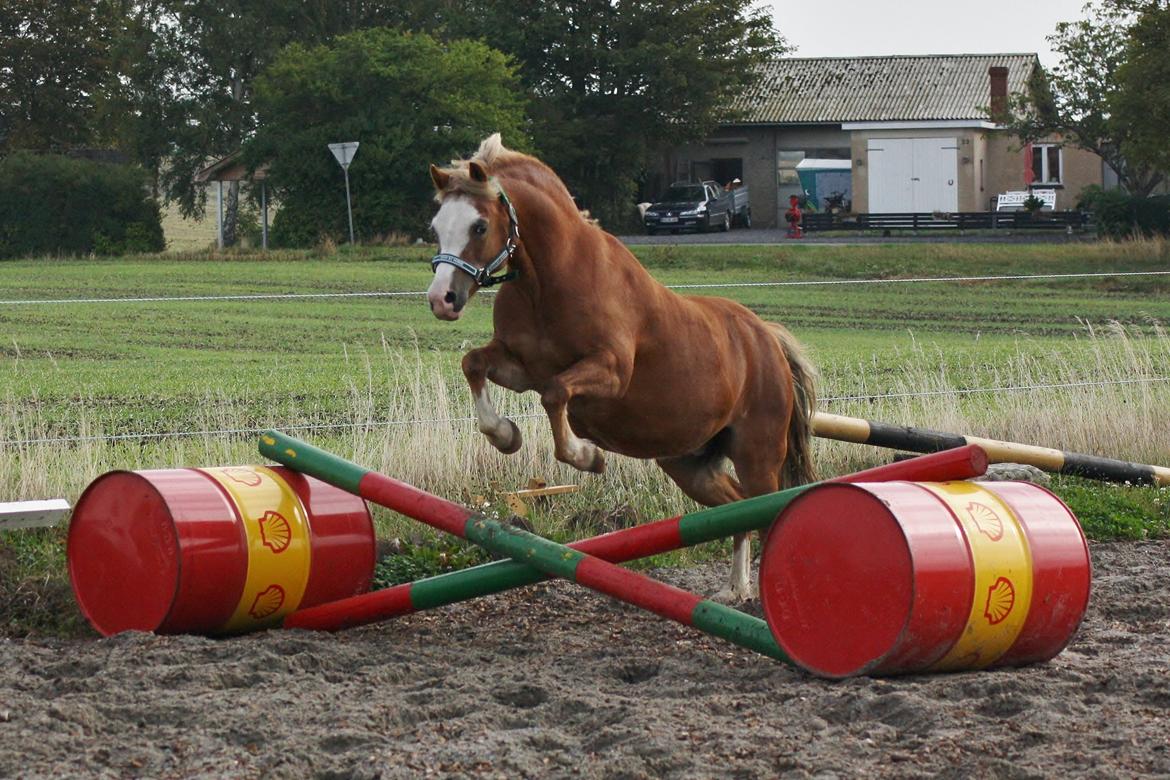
left=767, top=0, right=1090, bottom=66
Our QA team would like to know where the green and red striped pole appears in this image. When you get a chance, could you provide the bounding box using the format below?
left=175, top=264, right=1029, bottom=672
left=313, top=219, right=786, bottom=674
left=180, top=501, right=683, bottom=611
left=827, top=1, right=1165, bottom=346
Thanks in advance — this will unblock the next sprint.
left=261, top=431, right=986, bottom=634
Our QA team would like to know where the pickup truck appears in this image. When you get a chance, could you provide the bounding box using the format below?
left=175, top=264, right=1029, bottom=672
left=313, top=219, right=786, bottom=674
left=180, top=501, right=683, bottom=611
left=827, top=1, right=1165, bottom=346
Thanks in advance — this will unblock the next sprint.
left=643, top=180, right=751, bottom=234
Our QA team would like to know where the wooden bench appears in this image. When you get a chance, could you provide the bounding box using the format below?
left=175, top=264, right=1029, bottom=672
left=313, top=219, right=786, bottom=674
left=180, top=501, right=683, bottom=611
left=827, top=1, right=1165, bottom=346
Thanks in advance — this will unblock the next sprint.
left=996, top=189, right=1057, bottom=211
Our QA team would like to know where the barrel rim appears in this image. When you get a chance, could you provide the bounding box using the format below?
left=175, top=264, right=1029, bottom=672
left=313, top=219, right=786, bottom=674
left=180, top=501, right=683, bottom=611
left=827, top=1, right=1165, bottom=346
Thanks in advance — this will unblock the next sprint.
left=68, top=469, right=182, bottom=636
left=760, top=481, right=920, bottom=678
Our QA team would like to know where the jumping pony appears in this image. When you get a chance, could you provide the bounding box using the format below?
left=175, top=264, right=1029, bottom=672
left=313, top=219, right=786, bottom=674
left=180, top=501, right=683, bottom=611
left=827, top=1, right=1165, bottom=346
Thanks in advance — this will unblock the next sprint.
left=426, top=135, right=816, bottom=600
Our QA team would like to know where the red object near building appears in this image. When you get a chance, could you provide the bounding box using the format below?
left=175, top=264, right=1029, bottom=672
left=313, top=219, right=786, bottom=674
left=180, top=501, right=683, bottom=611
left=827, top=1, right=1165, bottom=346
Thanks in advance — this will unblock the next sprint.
left=785, top=195, right=803, bottom=238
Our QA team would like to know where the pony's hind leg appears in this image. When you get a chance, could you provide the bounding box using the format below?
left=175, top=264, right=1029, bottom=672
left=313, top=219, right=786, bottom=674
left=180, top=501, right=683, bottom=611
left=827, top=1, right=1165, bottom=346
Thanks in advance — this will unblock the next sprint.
left=655, top=451, right=746, bottom=507
left=721, top=423, right=788, bottom=602
left=656, top=449, right=758, bottom=602
left=462, top=342, right=531, bottom=454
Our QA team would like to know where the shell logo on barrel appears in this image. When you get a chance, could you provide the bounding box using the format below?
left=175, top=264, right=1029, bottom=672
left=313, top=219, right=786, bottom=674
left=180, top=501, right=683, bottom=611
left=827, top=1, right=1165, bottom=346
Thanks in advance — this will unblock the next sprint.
left=984, top=577, right=1016, bottom=625
left=258, top=511, right=292, bottom=553
left=923, top=483, right=1033, bottom=671
left=203, top=466, right=313, bottom=632
left=248, top=584, right=286, bottom=620
left=965, top=501, right=1004, bottom=541
left=223, top=467, right=263, bottom=487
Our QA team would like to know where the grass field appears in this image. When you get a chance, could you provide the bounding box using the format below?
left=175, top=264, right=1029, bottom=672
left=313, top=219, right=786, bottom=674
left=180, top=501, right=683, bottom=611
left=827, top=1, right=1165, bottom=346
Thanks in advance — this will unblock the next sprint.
left=2, top=239, right=1169, bottom=634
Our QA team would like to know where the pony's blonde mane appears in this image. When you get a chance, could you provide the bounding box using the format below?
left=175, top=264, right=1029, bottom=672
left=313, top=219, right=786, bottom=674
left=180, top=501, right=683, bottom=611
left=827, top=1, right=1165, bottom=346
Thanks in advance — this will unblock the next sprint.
left=432, top=134, right=577, bottom=213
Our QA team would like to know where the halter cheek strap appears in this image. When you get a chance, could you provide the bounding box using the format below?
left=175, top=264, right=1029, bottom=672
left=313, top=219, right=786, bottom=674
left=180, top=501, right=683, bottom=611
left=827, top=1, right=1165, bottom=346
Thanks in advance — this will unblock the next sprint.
left=430, top=185, right=520, bottom=288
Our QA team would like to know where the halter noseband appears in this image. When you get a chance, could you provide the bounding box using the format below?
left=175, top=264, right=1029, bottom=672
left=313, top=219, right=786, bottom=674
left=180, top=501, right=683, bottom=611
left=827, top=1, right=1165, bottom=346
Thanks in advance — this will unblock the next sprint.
left=430, top=184, right=520, bottom=288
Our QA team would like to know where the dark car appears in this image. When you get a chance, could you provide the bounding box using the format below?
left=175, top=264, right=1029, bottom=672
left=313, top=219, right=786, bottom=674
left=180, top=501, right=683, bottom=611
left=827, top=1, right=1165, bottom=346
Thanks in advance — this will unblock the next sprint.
left=643, top=180, right=750, bottom=234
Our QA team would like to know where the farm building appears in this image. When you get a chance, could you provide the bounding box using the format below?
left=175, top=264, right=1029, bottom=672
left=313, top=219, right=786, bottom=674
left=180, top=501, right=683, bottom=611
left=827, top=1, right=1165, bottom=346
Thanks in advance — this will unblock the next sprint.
left=662, top=53, right=1110, bottom=229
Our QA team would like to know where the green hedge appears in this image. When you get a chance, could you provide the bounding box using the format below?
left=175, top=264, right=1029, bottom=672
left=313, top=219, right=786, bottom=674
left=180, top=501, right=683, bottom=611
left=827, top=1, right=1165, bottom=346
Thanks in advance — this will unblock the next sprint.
left=0, top=153, right=164, bottom=258
left=1078, top=185, right=1170, bottom=239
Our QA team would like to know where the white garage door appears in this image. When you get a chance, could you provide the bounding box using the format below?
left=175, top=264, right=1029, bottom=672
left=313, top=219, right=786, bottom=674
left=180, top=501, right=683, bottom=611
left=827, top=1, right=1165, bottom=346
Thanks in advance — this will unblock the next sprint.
left=867, top=138, right=959, bottom=212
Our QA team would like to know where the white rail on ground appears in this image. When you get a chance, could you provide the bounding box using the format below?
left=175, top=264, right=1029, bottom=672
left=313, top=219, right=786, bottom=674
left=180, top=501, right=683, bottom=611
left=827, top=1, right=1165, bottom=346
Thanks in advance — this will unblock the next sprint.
left=0, top=499, right=70, bottom=530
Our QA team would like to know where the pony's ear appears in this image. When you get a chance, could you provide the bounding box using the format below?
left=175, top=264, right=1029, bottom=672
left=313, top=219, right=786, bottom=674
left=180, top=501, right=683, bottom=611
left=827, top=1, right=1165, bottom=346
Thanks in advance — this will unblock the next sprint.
left=468, top=161, right=489, bottom=184
left=429, top=164, right=450, bottom=191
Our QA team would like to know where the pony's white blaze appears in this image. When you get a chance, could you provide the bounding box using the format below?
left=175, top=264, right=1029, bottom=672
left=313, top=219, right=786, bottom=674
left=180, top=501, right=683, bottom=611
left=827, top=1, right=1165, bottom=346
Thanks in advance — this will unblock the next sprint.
left=428, top=196, right=481, bottom=320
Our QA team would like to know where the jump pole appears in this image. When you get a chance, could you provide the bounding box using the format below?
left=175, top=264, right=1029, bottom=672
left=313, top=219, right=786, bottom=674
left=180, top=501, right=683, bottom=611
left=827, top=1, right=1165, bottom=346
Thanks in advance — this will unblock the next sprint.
left=813, top=411, right=1170, bottom=487
left=260, top=431, right=986, bottom=632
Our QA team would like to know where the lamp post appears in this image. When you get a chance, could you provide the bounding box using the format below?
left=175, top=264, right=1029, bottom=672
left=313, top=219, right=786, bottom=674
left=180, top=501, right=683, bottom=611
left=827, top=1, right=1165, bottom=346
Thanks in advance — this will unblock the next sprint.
left=327, top=142, right=359, bottom=244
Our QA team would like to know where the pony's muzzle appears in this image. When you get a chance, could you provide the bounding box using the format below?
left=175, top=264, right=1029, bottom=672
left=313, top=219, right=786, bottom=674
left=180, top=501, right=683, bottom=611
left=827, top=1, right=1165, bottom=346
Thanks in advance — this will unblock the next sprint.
left=427, top=267, right=472, bottom=320
left=428, top=290, right=465, bottom=320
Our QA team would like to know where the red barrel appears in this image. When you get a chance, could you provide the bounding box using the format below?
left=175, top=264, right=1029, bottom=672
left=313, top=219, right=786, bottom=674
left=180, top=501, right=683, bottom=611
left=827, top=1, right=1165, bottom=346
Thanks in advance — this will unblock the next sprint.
left=759, top=481, right=1090, bottom=678
left=68, top=465, right=375, bottom=637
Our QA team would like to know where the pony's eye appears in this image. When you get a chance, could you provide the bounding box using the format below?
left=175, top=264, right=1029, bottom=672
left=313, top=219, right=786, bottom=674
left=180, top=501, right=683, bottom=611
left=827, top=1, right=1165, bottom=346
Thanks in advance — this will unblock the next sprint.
left=473, top=221, right=488, bottom=236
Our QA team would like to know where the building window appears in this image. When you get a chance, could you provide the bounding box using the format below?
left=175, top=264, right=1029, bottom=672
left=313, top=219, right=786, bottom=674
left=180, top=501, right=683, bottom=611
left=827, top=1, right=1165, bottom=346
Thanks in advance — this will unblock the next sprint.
left=711, top=158, right=743, bottom=187
left=1031, top=144, right=1062, bottom=185
left=777, top=151, right=805, bottom=185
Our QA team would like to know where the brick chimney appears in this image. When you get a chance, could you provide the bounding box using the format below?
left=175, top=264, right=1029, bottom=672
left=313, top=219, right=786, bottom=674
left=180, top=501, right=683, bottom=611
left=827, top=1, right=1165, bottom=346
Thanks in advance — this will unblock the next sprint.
left=989, top=66, right=1009, bottom=123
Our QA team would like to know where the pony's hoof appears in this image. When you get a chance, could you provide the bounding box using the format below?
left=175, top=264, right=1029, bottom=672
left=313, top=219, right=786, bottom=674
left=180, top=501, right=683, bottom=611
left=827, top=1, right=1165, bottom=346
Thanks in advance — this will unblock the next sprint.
left=559, top=439, right=606, bottom=473
left=710, top=585, right=757, bottom=605
left=493, top=419, right=522, bottom=454
left=586, top=448, right=606, bottom=474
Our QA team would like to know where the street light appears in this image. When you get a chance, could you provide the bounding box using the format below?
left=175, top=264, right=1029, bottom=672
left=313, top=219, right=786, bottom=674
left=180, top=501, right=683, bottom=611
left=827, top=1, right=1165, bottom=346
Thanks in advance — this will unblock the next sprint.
left=327, top=141, right=359, bottom=244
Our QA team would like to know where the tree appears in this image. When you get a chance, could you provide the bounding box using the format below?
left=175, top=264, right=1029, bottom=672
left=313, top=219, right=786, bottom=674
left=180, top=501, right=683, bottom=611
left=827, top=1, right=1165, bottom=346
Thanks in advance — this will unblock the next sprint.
left=246, top=28, right=529, bottom=246
left=1009, top=0, right=1165, bottom=197
left=113, top=1, right=317, bottom=246
left=104, top=0, right=780, bottom=237
left=111, top=0, right=457, bottom=245
left=443, top=0, right=785, bottom=227
left=1112, top=3, right=1170, bottom=182
left=0, top=0, right=123, bottom=152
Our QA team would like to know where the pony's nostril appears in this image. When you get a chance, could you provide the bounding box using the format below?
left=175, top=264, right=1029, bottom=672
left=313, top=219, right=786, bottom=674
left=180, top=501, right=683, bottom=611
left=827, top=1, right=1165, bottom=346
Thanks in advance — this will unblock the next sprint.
left=444, top=291, right=457, bottom=304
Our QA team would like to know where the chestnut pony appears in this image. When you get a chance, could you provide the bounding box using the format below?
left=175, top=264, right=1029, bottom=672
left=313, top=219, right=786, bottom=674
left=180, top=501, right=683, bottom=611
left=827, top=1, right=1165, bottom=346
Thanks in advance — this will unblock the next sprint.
left=426, top=135, right=816, bottom=600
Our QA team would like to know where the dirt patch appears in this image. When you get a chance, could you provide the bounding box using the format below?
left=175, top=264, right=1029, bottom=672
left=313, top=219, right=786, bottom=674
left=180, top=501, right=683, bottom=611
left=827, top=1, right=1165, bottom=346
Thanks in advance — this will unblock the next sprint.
left=1, top=540, right=1167, bottom=778
left=0, top=540, right=86, bottom=639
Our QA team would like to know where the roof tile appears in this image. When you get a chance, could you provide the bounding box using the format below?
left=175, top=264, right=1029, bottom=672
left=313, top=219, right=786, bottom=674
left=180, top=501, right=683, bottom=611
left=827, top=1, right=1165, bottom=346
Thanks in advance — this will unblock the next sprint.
left=731, top=53, right=1039, bottom=124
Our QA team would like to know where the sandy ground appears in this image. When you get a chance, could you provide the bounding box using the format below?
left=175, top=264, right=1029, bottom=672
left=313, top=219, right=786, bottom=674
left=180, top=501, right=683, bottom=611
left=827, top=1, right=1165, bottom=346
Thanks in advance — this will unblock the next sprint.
left=1, top=540, right=1167, bottom=779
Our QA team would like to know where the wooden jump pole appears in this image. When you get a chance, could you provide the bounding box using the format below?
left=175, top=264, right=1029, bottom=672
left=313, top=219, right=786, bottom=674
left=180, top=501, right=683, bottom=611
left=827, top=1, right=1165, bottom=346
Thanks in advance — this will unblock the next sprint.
left=260, top=430, right=986, bottom=633
left=812, top=411, right=1170, bottom=487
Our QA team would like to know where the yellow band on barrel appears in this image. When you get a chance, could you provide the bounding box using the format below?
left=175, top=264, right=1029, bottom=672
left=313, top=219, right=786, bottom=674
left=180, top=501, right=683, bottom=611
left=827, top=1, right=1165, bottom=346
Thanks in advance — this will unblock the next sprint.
left=203, top=466, right=312, bottom=633
left=921, top=482, right=1034, bottom=671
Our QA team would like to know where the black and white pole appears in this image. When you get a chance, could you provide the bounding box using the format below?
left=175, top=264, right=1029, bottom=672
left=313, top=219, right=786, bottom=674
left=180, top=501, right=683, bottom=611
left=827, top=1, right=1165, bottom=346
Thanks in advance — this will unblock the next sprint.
left=813, top=411, right=1170, bottom=487
left=327, top=142, right=360, bottom=244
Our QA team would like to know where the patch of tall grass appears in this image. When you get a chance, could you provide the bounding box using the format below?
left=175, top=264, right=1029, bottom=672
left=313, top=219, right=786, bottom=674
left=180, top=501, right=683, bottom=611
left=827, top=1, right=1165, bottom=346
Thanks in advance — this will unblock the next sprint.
left=3, top=321, right=1167, bottom=530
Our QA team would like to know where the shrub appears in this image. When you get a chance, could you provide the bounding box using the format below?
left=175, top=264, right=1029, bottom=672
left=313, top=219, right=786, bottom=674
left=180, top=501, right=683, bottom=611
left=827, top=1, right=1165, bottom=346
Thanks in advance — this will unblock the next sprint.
left=1022, top=194, right=1046, bottom=213
left=0, top=153, right=164, bottom=258
left=1078, top=184, right=1170, bottom=239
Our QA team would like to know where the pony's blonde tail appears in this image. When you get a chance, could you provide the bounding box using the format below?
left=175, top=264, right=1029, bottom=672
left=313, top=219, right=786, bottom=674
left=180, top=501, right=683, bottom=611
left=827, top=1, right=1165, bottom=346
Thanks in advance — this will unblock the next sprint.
left=768, top=322, right=818, bottom=487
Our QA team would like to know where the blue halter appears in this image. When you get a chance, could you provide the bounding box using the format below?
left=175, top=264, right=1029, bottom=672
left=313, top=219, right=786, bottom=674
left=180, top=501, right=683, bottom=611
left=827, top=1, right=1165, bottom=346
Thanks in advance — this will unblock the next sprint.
left=430, top=185, right=520, bottom=287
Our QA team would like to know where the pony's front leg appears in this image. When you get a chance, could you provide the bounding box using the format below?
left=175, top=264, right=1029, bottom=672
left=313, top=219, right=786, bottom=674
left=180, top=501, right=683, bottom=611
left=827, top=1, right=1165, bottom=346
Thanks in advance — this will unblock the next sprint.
left=541, top=352, right=628, bottom=474
left=462, top=342, right=532, bottom=454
